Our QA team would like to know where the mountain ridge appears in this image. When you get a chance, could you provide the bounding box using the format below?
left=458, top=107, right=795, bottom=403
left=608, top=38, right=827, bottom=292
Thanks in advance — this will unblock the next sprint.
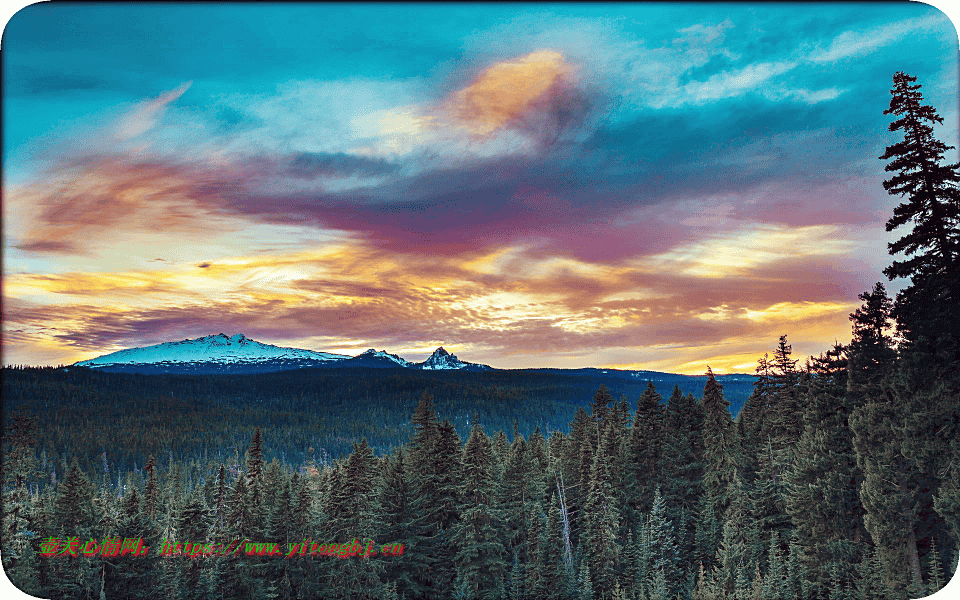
left=70, top=333, right=747, bottom=378
left=71, top=333, right=494, bottom=374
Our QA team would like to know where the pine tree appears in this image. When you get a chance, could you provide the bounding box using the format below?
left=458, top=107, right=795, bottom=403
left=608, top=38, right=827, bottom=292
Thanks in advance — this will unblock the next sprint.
left=849, top=376, right=926, bottom=591
left=701, top=368, right=736, bottom=520
left=246, top=427, right=265, bottom=488
left=879, top=72, right=960, bottom=355
left=380, top=448, right=416, bottom=598
left=646, top=487, right=681, bottom=600
left=876, top=77, right=960, bottom=580
left=694, top=491, right=720, bottom=574
left=925, top=541, right=945, bottom=596
left=591, top=385, right=614, bottom=430
left=580, top=446, right=621, bottom=598
left=846, top=283, right=937, bottom=590
left=536, top=498, right=572, bottom=600
left=498, top=434, right=530, bottom=555
left=409, top=416, right=463, bottom=599
left=627, top=382, right=664, bottom=516
left=144, top=454, right=160, bottom=519
left=453, top=424, right=507, bottom=600
left=563, top=407, right=595, bottom=543
left=579, top=559, right=594, bottom=600
left=338, top=439, right=385, bottom=600
left=847, top=283, right=896, bottom=400
left=179, top=487, right=208, bottom=598
left=48, top=458, right=99, bottom=600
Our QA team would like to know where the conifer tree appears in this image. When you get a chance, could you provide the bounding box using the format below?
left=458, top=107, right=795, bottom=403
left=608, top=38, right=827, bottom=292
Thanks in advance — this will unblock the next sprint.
left=564, top=406, right=595, bottom=542
left=493, top=429, right=511, bottom=473
left=453, top=424, right=507, bottom=600
left=591, top=385, right=614, bottom=430
left=662, top=385, right=705, bottom=577
left=846, top=281, right=939, bottom=590
left=627, top=382, right=664, bottom=516
left=694, top=491, right=720, bottom=573
left=646, top=487, right=681, bottom=599
left=144, top=454, right=160, bottom=519
left=338, top=439, right=385, bottom=600
left=178, top=487, right=208, bottom=598
left=535, top=498, right=572, bottom=600
left=847, top=283, right=896, bottom=400
left=246, top=427, right=266, bottom=488
left=379, top=449, right=416, bottom=598
left=876, top=78, right=960, bottom=576
left=498, top=434, right=530, bottom=554
left=767, top=335, right=802, bottom=451
left=879, top=72, right=960, bottom=354
left=701, top=368, right=736, bottom=520
left=409, top=417, right=463, bottom=598
left=579, top=559, right=594, bottom=600
left=48, top=458, right=99, bottom=600
left=581, top=447, right=621, bottom=598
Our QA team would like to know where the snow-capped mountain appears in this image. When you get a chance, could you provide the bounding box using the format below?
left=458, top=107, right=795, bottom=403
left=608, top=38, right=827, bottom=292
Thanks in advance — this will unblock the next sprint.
left=73, top=333, right=350, bottom=374
left=336, top=349, right=411, bottom=369
left=413, top=347, right=492, bottom=372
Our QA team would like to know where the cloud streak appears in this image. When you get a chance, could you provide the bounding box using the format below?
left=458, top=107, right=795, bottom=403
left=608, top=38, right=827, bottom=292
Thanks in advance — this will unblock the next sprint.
left=118, top=81, right=192, bottom=140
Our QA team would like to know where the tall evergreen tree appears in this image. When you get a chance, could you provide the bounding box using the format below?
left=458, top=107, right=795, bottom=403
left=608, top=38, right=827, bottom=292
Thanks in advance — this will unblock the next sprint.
left=646, top=487, right=681, bottom=600
left=591, top=385, right=614, bottom=431
left=627, top=382, right=664, bottom=516
left=453, top=424, right=507, bottom=600
left=580, top=446, right=621, bottom=598
left=409, top=417, right=463, bottom=599
left=878, top=72, right=960, bottom=356
left=701, top=369, right=736, bottom=520
left=847, top=283, right=896, bottom=400
left=381, top=448, right=416, bottom=598
left=144, top=454, right=160, bottom=519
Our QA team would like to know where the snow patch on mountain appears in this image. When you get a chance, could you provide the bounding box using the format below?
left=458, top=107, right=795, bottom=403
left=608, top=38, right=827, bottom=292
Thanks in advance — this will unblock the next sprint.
left=357, top=349, right=410, bottom=366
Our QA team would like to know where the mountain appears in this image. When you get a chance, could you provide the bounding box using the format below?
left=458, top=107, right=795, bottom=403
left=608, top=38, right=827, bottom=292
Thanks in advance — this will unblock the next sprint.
left=335, top=348, right=411, bottom=369
left=413, top=346, right=492, bottom=371
left=73, top=333, right=350, bottom=374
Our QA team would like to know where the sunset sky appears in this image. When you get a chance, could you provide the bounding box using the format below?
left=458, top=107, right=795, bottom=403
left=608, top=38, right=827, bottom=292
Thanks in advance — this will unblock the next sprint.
left=3, top=3, right=958, bottom=373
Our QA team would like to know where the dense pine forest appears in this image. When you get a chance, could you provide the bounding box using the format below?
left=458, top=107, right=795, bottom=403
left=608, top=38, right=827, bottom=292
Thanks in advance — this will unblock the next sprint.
left=2, top=72, right=959, bottom=600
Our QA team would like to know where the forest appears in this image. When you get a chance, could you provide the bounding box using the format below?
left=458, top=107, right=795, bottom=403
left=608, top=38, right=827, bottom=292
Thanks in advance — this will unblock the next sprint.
left=2, top=71, right=958, bottom=600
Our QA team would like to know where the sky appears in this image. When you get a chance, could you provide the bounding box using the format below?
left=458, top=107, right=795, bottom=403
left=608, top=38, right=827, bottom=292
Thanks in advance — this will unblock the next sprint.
left=2, top=2, right=958, bottom=374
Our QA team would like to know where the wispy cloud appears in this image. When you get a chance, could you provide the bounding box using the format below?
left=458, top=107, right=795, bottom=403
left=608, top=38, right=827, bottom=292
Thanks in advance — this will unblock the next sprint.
left=810, top=15, right=945, bottom=63
left=117, top=81, right=192, bottom=140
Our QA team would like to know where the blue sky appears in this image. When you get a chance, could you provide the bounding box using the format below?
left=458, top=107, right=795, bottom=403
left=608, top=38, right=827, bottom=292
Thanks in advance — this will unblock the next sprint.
left=2, top=2, right=958, bottom=372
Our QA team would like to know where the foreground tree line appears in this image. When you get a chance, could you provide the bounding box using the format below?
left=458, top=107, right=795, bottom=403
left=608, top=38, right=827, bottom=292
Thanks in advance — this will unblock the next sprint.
left=3, top=72, right=959, bottom=600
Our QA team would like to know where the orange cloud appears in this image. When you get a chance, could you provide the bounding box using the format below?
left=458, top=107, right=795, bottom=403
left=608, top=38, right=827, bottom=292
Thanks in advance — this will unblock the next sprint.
left=447, top=50, right=575, bottom=137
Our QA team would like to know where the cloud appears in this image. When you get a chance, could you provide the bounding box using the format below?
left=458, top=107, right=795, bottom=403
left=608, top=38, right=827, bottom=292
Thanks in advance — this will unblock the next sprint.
left=810, top=15, right=945, bottom=63
left=4, top=227, right=875, bottom=371
left=441, top=49, right=591, bottom=145
left=118, top=81, right=192, bottom=140
left=682, top=60, right=797, bottom=103
left=285, top=151, right=397, bottom=178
